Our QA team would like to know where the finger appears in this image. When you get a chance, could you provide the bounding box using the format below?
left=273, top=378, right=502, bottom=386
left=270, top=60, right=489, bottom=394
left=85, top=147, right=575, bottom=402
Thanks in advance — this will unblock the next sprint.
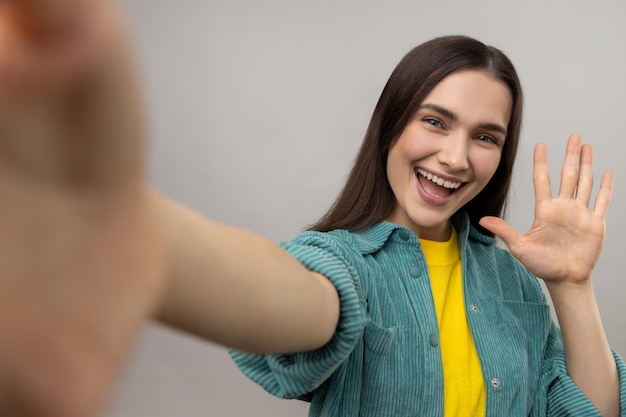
left=479, top=216, right=521, bottom=251
left=558, top=133, right=582, bottom=198
left=533, top=142, right=552, bottom=203
left=0, top=0, right=99, bottom=93
left=0, top=0, right=69, bottom=73
left=575, top=143, right=594, bottom=206
left=592, top=171, right=614, bottom=218
left=7, top=0, right=79, bottom=37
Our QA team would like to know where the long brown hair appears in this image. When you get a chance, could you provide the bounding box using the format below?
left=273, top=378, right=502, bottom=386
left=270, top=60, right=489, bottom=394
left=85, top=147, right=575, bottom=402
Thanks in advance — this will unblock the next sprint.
left=308, top=35, right=523, bottom=237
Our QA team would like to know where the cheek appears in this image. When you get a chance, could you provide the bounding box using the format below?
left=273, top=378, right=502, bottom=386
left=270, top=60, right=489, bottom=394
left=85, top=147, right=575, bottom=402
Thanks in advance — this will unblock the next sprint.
left=473, top=150, right=503, bottom=186
left=486, top=160, right=501, bottom=179
left=385, top=154, right=404, bottom=195
left=386, top=143, right=408, bottom=179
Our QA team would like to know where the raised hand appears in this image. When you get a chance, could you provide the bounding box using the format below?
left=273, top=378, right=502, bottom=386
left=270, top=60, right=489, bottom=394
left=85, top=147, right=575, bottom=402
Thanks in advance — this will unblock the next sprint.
left=480, top=133, right=613, bottom=285
left=0, top=1, right=168, bottom=416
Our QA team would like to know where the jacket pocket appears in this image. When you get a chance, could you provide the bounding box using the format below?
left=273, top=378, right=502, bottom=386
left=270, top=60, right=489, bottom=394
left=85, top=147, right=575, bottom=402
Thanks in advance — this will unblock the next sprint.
left=498, top=300, right=552, bottom=406
left=363, top=319, right=400, bottom=356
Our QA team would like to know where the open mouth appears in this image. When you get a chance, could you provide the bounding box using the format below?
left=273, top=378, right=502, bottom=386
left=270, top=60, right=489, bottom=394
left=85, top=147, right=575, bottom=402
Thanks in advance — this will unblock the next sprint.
left=416, top=168, right=464, bottom=198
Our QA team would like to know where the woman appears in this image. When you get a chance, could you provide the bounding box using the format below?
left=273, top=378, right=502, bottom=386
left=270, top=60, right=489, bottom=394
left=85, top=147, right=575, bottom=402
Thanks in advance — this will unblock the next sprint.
left=0, top=1, right=622, bottom=417
left=225, top=36, right=624, bottom=416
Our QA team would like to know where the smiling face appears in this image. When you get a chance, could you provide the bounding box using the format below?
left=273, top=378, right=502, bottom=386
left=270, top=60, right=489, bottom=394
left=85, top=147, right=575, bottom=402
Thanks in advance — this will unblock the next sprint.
left=385, top=70, right=513, bottom=241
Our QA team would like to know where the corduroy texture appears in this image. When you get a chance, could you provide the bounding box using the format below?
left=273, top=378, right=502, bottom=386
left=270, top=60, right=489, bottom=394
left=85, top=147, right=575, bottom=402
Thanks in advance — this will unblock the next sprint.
left=229, top=212, right=626, bottom=417
left=228, top=235, right=366, bottom=400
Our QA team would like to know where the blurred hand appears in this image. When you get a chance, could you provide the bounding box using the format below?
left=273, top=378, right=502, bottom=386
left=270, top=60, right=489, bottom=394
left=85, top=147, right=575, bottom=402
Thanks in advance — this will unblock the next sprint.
left=0, top=1, right=168, bottom=416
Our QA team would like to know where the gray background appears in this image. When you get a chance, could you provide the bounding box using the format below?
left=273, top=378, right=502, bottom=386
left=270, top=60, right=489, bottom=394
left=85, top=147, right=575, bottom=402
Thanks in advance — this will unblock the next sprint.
left=106, top=0, right=626, bottom=416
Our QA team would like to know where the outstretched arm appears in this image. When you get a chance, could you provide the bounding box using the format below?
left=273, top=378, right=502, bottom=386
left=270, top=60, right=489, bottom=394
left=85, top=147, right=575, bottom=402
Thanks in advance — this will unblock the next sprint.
left=153, top=192, right=340, bottom=355
left=480, top=133, right=620, bottom=416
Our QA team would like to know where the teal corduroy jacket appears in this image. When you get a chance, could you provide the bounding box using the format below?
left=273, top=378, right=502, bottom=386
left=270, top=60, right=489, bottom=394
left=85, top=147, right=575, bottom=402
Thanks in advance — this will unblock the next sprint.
left=230, top=213, right=626, bottom=416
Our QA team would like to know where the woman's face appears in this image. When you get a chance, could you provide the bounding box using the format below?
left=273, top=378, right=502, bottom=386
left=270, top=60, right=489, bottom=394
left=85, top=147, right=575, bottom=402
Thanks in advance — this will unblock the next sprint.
left=385, top=70, right=512, bottom=241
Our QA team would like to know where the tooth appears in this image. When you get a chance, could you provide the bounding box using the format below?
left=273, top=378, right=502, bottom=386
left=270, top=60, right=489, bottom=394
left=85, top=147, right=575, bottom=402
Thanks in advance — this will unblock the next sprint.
left=418, top=169, right=461, bottom=189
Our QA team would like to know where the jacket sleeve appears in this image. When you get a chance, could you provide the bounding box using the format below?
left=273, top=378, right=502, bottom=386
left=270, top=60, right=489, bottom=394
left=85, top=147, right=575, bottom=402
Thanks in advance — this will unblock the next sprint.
left=536, top=322, right=626, bottom=416
left=228, top=232, right=366, bottom=400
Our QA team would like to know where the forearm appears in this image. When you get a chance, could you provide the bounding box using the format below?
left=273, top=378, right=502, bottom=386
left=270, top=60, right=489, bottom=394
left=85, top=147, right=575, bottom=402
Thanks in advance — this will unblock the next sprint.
left=546, top=281, right=620, bottom=417
left=151, top=191, right=340, bottom=354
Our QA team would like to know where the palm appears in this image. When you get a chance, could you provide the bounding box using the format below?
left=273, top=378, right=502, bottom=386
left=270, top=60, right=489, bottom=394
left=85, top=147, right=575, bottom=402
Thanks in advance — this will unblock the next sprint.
left=481, top=134, right=613, bottom=284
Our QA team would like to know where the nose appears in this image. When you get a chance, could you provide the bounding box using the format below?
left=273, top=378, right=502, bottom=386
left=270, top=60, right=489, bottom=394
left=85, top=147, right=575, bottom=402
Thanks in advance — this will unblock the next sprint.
left=437, top=134, right=469, bottom=171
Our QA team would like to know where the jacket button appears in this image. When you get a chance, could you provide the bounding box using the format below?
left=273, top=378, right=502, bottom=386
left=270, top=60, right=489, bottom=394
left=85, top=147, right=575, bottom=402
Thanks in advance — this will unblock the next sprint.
left=429, top=333, right=439, bottom=347
left=491, top=378, right=500, bottom=388
left=409, top=266, right=422, bottom=277
left=470, top=304, right=479, bottom=312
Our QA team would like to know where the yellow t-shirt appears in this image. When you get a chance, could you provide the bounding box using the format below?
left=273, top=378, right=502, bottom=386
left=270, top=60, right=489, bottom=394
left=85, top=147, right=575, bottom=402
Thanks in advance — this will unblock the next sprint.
left=419, top=229, right=486, bottom=417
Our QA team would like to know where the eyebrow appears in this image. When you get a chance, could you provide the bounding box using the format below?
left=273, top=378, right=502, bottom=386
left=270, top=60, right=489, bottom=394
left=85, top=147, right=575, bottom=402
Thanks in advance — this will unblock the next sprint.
left=419, top=103, right=508, bottom=137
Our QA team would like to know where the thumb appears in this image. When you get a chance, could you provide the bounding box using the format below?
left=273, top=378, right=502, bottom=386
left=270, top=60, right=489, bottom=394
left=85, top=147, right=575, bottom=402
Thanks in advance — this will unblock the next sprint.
left=0, top=0, right=97, bottom=90
left=8, top=0, right=81, bottom=37
left=479, top=216, right=520, bottom=249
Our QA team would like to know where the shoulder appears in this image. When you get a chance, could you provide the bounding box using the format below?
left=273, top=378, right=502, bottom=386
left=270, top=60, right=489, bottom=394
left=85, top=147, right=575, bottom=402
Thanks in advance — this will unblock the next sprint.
left=283, top=221, right=408, bottom=258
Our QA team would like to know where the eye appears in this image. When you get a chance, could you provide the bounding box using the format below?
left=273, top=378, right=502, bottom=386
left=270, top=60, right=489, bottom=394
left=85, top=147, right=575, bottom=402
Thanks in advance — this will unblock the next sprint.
left=476, top=134, right=498, bottom=145
left=424, top=118, right=443, bottom=128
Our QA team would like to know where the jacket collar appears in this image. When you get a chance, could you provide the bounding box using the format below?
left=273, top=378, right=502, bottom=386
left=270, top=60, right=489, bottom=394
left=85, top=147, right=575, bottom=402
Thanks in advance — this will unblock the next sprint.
left=350, top=212, right=495, bottom=255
